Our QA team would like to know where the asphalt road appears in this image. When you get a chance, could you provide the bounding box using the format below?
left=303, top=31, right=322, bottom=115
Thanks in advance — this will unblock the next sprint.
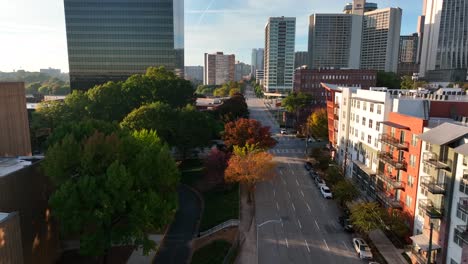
left=246, top=87, right=364, bottom=264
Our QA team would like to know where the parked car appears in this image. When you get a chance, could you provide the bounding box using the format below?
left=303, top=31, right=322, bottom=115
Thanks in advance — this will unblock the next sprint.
left=320, top=185, right=333, bottom=199
left=352, top=238, right=373, bottom=260
left=314, top=177, right=326, bottom=188
left=280, top=128, right=287, bottom=135
left=304, top=161, right=312, bottom=171
left=338, top=216, right=354, bottom=232
left=309, top=170, right=319, bottom=180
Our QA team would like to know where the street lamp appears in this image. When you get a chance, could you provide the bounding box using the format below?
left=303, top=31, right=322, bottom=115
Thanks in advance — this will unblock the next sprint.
left=257, top=219, right=282, bottom=264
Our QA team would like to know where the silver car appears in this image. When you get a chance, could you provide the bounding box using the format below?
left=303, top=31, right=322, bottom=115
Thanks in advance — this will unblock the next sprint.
left=352, top=238, right=373, bottom=260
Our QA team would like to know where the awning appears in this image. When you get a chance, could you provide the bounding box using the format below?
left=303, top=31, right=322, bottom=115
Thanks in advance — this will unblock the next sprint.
left=379, top=121, right=410, bottom=130
left=410, top=234, right=441, bottom=251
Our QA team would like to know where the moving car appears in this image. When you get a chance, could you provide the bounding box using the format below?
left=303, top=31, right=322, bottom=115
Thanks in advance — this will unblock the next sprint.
left=304, top=161, right=312, bottom=171
left=338, top=216, right=354, bottom=232
left=280, top=128, right=287, bottom=135
left=352, top=238, right=373, bottom=260
left=320, top=186, right=333, bottom=199
left=314, top=177, right=326, bottom=188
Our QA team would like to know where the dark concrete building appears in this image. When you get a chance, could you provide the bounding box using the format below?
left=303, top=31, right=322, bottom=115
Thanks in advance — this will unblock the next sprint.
left=64, top=0, right=184, bottom=90
left=398, top=33, right=419, bottom=76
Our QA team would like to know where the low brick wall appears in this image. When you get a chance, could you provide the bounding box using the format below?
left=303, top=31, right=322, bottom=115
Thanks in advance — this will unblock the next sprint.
left=191, top=226, right=239, bottom=252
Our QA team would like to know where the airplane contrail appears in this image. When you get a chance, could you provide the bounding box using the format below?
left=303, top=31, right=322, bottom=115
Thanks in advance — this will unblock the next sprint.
left=197, top=0, right=217, bottom=25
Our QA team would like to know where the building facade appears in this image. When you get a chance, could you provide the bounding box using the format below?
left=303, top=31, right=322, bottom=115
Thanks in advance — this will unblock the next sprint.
left=419, top=0, right=468, bottom=79
left=360, top=7, right=402, bottom=73
left=398, top=33, right=420, bottom=76
left=64, top=0, right=184, bottom=90
left=251, top=48, right=264, bottom=77
left=295, top=51, right=309, bottom=69
left=294, top=68, right=377, bottom=106
left=184, top=66, right=203, bottom=84
left=234, top=61, right=252, bottom=81
left=0, top=82, right=31, bottom=157
left=264, top=17, right=296, bottom=94
left=39, top=68, right=61, bottom=77
left=308, top=13, right=363, bottom=69
left=204, top=52, right=235, bottom=85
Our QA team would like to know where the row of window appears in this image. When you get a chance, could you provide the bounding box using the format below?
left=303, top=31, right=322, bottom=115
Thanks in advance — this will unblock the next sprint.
left=352, top=99, right=383, bottom=114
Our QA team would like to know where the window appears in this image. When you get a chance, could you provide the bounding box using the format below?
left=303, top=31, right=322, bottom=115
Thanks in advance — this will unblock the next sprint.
left=451, top=258, right=460, bottom=264
left=425, top=143, right=432, bottom=152
left=409, top=155, right=417, bottom=167
left=342, top=124, right=345, bottom=131
left=376, top=122, right=380, bottom=132
left=369, top=120, right=373, bottom=129
left=355, top=129, right=358, bottom=137
left=460, top=180, right=468, bottom=195
left=408, top=175, right=414, bottom=188
left=370, top=103, right=374, bottom=112
left=363, top=102, right=367, bottom=111
left=377, top=105, right=382, bottom=114
left=368, top=135, right=372, bottom=144
left=343, top=97, right=347, bottom=106
left=357, top=101, right=360, bottom=109
left=390, top=127, right=396, bottom=137
left=356, top=115, right=359, bottom=124
left=361, top=132, right=365, bottom=141
left=374, top=138, right=378, bottom=148
left=457, top=208, right=468, bottom=221
left=362, top=117, right=366, bottom=126
left=464, top=156, right=468, bottom=166
left=342, top=111, right=346, bottom=118
left=454, top=228, right=464, bottom=247
left=405, top=196, right=412, bottom=207
left=411, top=134, right=418, bottom=147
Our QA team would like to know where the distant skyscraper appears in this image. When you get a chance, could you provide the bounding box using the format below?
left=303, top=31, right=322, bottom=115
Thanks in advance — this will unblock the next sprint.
left=360, top=7, right=402, bottom=72
left=234, top=62, right=251, bottom=81
left=184, top=66, right=203, bottom=83
left=398, top=33, right=419, bottom=76
left=419, top=0, right=468, bottom=80
left=204, top=52, right=235, bottom=85
left=264, top=17, right=296, bottom=93
left=64, top=0, right=184, bottom=90
left=251, top=48, right=264, bottom=77
left=343, top=1, right=378, bottom=14
left=294, top=51, right=309, bottom=69
left=308, top=13, right=363, bottom=69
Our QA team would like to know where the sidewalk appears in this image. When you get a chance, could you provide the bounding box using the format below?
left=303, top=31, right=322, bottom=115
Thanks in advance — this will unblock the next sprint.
left=235, top=184, right=257, bottom=264
left=369, top=229, right=407, bottom=264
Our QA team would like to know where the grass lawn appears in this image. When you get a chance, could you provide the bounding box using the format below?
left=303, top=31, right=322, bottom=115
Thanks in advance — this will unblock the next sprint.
left=200, top=184, right=239, bottom=231
left=179, top=159, right=204, bottom=187
left=191, top=240, right=232, bottom=264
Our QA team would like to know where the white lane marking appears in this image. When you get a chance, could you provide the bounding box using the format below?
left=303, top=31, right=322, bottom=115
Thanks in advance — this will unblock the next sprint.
left=287, top=191, right=291, bottom=198
left=282, top=179, right=286, bottom=185
left=300, top=190, right=305, bottom=197
left=305, top=239, right=310, bottom=252
left=285, top=238, right=289, bottom=248
left=342, top=241, right=349, bottom=251
left=306, top=203, right=311, bottom=212
left=315, top=220, right=320, bottom=230
left=295, top=179, right=299, bottom=186
left=279, top=170, right=283, bottom=175
left=281, top=220, right=284, bottom=228
left=298, top=219, right=302, bottom=229
left=323, top=239, right=329, bottom=250
left=273, top=189, right=276, bottom=197
left=276, top=202, right=280, bottom=211
left=291, top=170, right=295, bottom=175
left=292, top=203, right=296, bottom=211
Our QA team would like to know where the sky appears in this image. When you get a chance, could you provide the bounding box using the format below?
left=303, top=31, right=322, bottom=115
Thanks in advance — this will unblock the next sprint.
left=0, top=0, right=422, bottom=72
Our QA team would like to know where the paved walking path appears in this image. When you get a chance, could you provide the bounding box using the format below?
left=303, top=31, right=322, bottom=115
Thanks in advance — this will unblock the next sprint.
left=235, top=184, right=257, bottom=264
left=152, top=185, right=202, bottom=264
left=369, top=229, right=407, bottom=264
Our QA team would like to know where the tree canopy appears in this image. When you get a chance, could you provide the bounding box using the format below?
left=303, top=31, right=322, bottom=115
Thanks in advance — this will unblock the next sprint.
left=376, top=72, right=400, bottom=89
left=282, top=92, right=313, bottom=114
left=223, top=118, right=277, bottom=150
left=43, top=126, right=180, bottom=256
left=306, top=108, right=328, bottom=139
left=350, top=202, right=386, bottom=233
left=400, top=75, right=429, bottom=90
left=215, top=94, right=249, bottom=123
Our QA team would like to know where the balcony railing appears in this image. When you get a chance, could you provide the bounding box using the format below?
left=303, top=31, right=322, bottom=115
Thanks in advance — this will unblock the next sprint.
left=423, top=152, right=451, bottom=171
left=420, top=176, right=446, bottom=195
left=456, top=225, right=468, bottom=244
left=376, top=191, right=403, bottom=209
left=377, top=171, right=405, bottom=190
left=419, top=199, right=443, bottom=219
left=379, top=134, right=409, bottom=150
left=463, top=170, right=468, bottom=184
left=458, top=197, right=468, bottom=214
left=378, top=151, right=407, bottom=170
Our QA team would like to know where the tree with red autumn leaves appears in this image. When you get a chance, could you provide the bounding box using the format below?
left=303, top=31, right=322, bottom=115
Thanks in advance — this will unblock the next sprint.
left=223, top=118, right=277, bottom=150
left=204, top=148, right=230, bottom=186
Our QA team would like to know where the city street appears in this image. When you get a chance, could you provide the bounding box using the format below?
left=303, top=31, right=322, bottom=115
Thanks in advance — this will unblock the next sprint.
left=245, top=87, right=363, bottom=264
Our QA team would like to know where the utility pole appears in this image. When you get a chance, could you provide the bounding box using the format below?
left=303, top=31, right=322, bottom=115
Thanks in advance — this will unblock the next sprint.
left=427, top=222, right=433, bottom=264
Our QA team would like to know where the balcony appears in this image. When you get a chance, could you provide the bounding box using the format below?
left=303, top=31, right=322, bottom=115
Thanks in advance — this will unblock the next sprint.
left=334, top=102, right=340, bottom=108
left=420, top=176, right=446, bottom=195
left=419, top=199, right=443, bottom=219
left=377, top=171, right=405, bottom=190
left=463, top=169, right=468, bottom=184
left=378, top=151, right=407, bottom=170
left=456, top=225, right=468, bottom=244
left=423, top=152, right=451, bottom=171
left=376, top=191, right=403, bottom=209
left=458, top=197, right=468, bottom=214
left=379, top=134, right=409, bottom=150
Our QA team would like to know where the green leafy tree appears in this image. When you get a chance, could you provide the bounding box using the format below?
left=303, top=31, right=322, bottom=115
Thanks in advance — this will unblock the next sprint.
left=400, top=75, right=414, bottom=90
left=306, top=108, right=328, bottom=139
left=385, top=210, right=411, bottom=240
left=282, top=92, right=313, bottom=127
left=376, top=72, right=400, bottom=89
left=215, top=94, right=249, bottom=123
left=44, top=128, right=179, bottom=257
left=214, top=86, right=230, bottom=97
left=229, top=88, right=241, bottom=97
left=350, top=202, right=386, bottom=233
left=333, top=180, right=359, bottom=205
left=87, top=81, right=128, bottom=122
left=26, top=82, right=42, bottom=94
left=324, top=165, right=341, bottom=186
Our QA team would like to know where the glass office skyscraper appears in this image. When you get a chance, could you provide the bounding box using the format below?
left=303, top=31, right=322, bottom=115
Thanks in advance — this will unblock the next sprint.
left=64, top=0, right=184, bottom=90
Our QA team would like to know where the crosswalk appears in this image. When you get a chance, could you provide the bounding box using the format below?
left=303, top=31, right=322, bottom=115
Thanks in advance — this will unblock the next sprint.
left=269, top=149, right=305, bottom=154
left=274, top=136, right=298, bottom=142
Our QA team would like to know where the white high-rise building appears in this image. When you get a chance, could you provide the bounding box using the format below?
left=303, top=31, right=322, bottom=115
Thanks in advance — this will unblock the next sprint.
left=264, top=17, right=296, bottom=94
left=419, top=0, right=468, bottom=79
left=251, top=48, right=264, bottom=77
left=360, top=7, right=402, bottom=72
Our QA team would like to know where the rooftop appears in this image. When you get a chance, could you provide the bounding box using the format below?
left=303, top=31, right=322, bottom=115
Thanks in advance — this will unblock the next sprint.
left=0, top=212, right=9, bottom=222
left=418, top=122, right=468, bottom=145
left=454, top=143, right=468, bottom=156
left=0, top=157, right=42, bottom=178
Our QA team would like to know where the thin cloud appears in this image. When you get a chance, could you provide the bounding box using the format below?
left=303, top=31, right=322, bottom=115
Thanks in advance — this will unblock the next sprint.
left=197, top=0, right=217, bottom=25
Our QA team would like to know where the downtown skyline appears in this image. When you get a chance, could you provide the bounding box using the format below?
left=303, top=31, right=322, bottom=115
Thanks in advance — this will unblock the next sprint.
left=0, top=0, right=422, bottom=72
